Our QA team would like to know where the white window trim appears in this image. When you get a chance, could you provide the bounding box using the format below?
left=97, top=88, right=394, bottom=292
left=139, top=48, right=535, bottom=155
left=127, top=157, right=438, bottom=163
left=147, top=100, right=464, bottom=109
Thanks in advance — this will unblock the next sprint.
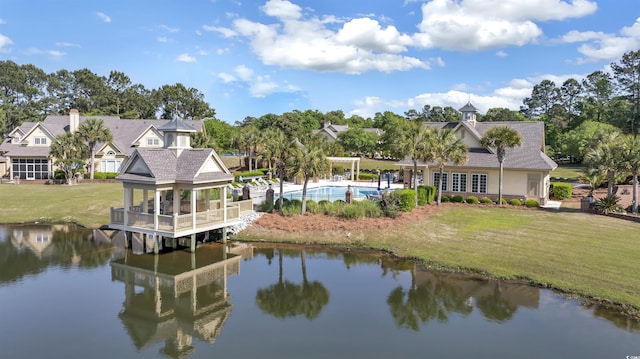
left=433, top=172, right=449, bottom=192
left=471, top=173, right=488, bottom=194
left=451, top=172, right=467, bottom=192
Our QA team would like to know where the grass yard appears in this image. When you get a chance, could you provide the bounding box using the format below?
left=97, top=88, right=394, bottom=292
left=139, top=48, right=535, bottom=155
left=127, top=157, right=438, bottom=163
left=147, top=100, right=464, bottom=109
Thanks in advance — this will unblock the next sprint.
left=551, top=164, right=585, bottom=181
left=238, top=205, right=640, bottom=310
left=0, top=182, right=122, bottom=229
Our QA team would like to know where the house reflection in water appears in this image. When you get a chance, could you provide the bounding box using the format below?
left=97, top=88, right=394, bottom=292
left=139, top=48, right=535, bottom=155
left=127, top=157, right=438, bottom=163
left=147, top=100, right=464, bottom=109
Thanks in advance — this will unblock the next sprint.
left=110, top=244, right=253, bottom=358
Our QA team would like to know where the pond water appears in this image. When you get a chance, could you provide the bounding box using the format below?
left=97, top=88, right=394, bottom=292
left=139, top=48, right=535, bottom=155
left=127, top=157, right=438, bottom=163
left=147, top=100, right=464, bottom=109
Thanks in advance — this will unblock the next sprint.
left=1, top=223, right=639, bottom=359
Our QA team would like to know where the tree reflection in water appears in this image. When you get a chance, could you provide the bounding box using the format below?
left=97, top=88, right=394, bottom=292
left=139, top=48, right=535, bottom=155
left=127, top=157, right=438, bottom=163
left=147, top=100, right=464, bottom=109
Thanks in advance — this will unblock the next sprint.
left=256, top=248, right=329, bottom=320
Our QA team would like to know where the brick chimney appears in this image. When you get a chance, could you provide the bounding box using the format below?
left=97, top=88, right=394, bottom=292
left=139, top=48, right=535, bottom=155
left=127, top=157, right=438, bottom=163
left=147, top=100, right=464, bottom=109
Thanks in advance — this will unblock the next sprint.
left=69, top=109, right=79, bottom=133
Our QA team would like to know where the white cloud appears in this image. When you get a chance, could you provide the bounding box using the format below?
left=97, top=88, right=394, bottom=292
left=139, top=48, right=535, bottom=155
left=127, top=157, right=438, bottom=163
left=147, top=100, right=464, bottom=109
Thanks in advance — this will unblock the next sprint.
left=55, top=41, right=80, bottom=47
left=562, top=17, right=640, bottom=63
left=0, top=19, right=6, bottom=25
left=413, top=0, right=597, bottom=51
left=157, top=36, right=169, bottom=43
left=202, top=25, right=238, bottom=38
left=176, top=53, right=196, bottom=62
left=231, top=7, right=429, bottom=74
left=218, top=72, right=236, bottom=83
left=96, top=12, right=111, bottom=23
left=250, top=75, right=279, bottom=97
left=0, top=34, right=13, bottom=51
left=234, top=65, right=254, bottom=81
left=496, top=50, right=508, bottom=57
left=160, top=25, right=179, bottom=33
left=23, top=47, right=65, bottom=58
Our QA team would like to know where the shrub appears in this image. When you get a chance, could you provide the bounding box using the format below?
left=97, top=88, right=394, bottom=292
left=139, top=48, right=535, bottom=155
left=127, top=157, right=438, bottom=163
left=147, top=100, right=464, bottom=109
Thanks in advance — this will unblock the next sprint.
left=452, top=195, right=464, bottom=203
left=93, top=172, right=107, bottom=180
left=343, top=204, right=365, bottom=219
left=360, top=199, right=382, bottom=218
left=480, top=197, right=493, bottom=204
left=593, top=195, right=622, bottom=214
left=358, top=173, right=376, bottom=181
left=281, top=203, right=301, bottom=217
left=441, top=195, right=451, bottom=202
left=305, top=200, right=320, bottom=214
left=509, top=199, right=522, bottom=206
left=466, top=196, right=479, bottom=204
left=380, top=191, right=400, bottom=218
left=259, top=201, right=274, bottom=213
left=417, top=185, right=436, bottom=205
left=524, top=199, right=539, bottom=208
left=551, top=182, right=573, bottom=200
left=395, top=189, right=416, bottom=212
left=54, top=170, right=66, bottom=180
left=499, top=198, right=508, bottom=205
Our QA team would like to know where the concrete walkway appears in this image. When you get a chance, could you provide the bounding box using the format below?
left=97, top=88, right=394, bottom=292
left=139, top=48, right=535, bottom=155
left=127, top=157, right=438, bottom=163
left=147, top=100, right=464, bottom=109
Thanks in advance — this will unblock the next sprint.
left=541, top=200, right=562, bottom=210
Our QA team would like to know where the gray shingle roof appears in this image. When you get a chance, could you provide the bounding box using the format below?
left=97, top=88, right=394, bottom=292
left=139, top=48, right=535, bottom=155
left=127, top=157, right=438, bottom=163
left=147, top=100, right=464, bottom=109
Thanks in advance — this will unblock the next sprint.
left=397, top=121, right=557, bottom=171
left=0, top=115, right=204, bottom=158
left=118, top=148, right=233, bottom=184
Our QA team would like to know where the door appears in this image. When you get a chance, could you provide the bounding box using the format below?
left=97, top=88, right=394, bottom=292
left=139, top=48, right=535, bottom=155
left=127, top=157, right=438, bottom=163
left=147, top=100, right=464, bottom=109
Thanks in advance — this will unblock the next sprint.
left=26, top=163, right=35, bottom=180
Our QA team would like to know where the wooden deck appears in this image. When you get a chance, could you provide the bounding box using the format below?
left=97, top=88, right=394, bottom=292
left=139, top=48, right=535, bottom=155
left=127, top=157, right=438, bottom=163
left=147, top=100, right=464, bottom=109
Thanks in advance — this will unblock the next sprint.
left=109, top=199, right=253, bottom=238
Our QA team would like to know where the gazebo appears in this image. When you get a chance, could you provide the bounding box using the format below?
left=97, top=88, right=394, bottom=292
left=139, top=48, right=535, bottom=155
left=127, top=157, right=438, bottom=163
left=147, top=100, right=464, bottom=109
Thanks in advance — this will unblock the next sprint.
left=327, top=156, right=360, bottom=180
left=109, top=117, right=253, bottom=253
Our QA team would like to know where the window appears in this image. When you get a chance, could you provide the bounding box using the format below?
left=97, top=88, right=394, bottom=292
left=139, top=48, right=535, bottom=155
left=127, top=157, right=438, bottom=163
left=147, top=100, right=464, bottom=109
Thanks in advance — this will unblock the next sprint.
left=101, top=160, right=122, bottom=173
left=13, top=135, right=21, bottom=144
left=433, top=172, right=448, bottom=192
left=36, top=233, right=49, bottom=243
left=451, top=173, right=467, bottom=192
left=34, top=137, right=47, bottom=145
left=147, top=138, right=159, bottom=146
left=106, top=150, right=116, bottom=156
left=471, top=173, right=487, bottom=193
left=11, top=158, right=50, bottom=180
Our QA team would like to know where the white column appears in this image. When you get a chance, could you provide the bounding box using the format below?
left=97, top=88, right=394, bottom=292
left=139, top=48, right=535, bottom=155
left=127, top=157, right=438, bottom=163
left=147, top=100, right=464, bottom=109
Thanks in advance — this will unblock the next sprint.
left=142, top=190, right=148, bottom=213
left=191, top=189, right=196, bottom=230
left=154, top=190, right=160, bottom=231
left=222, top=186, right=227, bottom=223
left=350, top=161, right=355, bottom=181
left=173, top=187, right=180, bottom=215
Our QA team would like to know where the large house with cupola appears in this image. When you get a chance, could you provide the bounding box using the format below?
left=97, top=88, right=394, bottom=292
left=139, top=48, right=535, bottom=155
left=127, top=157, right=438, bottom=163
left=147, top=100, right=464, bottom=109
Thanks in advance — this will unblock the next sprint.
left=0, top=109, right=205, bottom=181
left=397, top=102, right=557, bottom=205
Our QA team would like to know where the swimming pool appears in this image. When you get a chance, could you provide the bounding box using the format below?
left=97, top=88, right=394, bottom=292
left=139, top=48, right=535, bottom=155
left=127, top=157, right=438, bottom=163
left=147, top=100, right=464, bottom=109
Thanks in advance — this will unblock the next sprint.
left=273, top=186, right=384, bottom=202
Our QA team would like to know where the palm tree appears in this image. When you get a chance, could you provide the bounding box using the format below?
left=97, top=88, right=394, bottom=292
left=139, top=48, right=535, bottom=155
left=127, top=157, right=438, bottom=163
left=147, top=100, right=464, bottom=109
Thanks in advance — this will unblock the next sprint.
left=620, top=134, right=640, bottom=213
left=288, top=142, right=329, bottom=215
left=50, top=132, right=88, bottom=184
left=426, top=129, right=468, bottom=205
left=480, top=126, right=522, bottom=205
left=78, top=118, right=112, bottom=180
left=394, top=121, right=432, bottom=206
left=584, top=131, right=622, bottom=198
left=260, top=128, right=294, bottom=210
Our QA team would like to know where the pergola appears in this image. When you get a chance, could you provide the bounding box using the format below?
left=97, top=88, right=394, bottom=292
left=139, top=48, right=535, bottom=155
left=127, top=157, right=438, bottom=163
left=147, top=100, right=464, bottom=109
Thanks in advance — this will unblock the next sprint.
left=327, top=157, right=360, bottom=180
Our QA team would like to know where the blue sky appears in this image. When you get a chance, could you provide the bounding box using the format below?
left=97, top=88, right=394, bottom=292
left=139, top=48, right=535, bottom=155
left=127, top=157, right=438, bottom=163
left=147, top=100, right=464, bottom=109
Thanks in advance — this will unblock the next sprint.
left=1, top=0, right=639, bottom=123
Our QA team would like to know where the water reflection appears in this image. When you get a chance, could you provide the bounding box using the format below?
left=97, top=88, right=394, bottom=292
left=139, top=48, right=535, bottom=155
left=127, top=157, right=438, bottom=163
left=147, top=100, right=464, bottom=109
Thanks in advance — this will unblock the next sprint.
left=0, top=224, right=113, bottom=285
left=256, top=248, right=330, bottom=320
left=110, top=245, right=252, bottom=358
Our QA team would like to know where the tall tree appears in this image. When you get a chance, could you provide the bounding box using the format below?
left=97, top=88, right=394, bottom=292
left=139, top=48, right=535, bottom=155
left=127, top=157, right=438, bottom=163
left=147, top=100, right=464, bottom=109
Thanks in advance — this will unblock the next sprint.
left=611, top=50, right=640, bottom=134
left=78, top=118, right=113, bottom=179
left=480, top=126, right=522, bottom=205
left=584, top=131, right=622, bottom=198
left=425, top=128, right=469, bottom=205
left=154, top=83, right=215, bottom=120
left=288, top=142, right=329, bottom=215
left=620, top=134, right=640, bottom=213
left=260, top=128, right=294, bottom=210
left=521, top=79, right=559, bottom=119
left=581, top=70, right=614, bottom=124
left=50, top=132, right=88, bottom=184
left=393, top=121, right=432, bottom=206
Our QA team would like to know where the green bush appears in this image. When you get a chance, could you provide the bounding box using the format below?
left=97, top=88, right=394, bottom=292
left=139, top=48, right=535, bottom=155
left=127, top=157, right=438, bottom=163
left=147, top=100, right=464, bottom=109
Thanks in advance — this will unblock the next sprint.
left=524, top=199, right=539, bottom=208
left=281, top=203, right=302, bottom=217
left=305, top=200, right=319, bottom=214
left=466, top=196, right=479, bottom=204
left=380, top=191, right=400, bottom=218
left=593, top=195, right=622, bottom=214
left=480, top=197, right=493, bottom=204
left=395, top=189, right=416, bottom=212
left=452, top=195, right=464, bottom=203
left=500, top=198, right=508, bottom=205
left=441, top=195, right=451, bottom=202
left=417, top=185, right=436, bottom=205
left=509, top=199, right=522, bottom=206
left=360, top=200, right=382, bottom=218
left=358, top=173, right=377, bottom=181
left=93, top=172, right=107, bottom=180
left=343, top=204, right=365, bottom=219
left=551, top=182, right=573, bottom=200
left=54, top=170, right=65, bottom=180
left=259, top=201, right=274, bottom=213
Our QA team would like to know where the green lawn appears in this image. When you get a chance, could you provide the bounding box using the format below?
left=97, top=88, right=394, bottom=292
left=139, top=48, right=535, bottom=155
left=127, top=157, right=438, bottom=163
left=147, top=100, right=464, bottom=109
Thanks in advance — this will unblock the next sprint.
left=0, top=182, right=122, bottom=229
left=551, top=164, right=585, bottom=180
left=239, top=205, right=640, bottom=311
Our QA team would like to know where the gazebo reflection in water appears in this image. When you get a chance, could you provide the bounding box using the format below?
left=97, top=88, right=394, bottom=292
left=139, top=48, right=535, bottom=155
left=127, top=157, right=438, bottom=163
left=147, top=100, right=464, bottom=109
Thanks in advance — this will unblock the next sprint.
left=110, top=244, right=253, bottom=358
